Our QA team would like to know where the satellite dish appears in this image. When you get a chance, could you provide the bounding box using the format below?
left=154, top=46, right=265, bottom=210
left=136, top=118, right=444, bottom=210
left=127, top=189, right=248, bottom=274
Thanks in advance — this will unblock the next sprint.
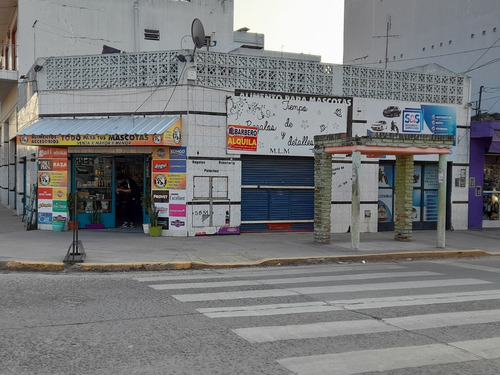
left=191, top=18, right=206, bottom=49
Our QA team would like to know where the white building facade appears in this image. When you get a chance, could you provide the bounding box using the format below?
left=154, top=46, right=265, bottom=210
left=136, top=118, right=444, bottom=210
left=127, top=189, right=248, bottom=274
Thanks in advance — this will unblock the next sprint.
left=2, top=0, right=471, bottom=237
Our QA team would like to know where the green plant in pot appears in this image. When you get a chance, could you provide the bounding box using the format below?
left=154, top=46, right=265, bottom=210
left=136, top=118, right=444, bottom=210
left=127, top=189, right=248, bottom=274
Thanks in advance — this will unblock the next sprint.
left=67, top=192, right=80, bottom=230
left=86, top=209, right=104, bottom=229
left=141, top=194, right=161, bottom=236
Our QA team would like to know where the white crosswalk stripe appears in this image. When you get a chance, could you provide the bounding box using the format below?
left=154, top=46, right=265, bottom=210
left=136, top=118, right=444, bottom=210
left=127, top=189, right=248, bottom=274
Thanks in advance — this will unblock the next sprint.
left=198, top=289, right=500, bottom=318
left=232, top=309, right=500, bottom=343
left=149, top=271, right=439, bottom=290
left=278, top=338, right=500, bottom=375
left=136, top=264, right=500, bottom=374
left=172, top=278, right=490, bottom=302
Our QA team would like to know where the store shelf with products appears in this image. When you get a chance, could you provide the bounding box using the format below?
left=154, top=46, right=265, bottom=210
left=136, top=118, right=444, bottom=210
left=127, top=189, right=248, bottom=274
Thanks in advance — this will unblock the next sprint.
left=73, top=156, right=115, bottom=228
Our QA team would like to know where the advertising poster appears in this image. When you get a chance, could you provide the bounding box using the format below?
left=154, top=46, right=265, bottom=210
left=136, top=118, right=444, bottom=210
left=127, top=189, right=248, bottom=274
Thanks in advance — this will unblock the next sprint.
left=358, top=98, right=457, bottom=139
left=378, top=189, right=393, bottom=222
left=226, top=94, right=349, bottom=156
left=424, top=190, right=438, bottom=221
left=151, top=146, right=187, bottom=231
left=413, top=165, right=422, bottom=187
left=227, top=125, right=258, bottom=151
left=412, top=189, right=422, bottom=221
left=424, top=164, right=439, bottom=189
left=378, top=165, right=394, bottom=187
left=37, top=146, right=68, bottom=225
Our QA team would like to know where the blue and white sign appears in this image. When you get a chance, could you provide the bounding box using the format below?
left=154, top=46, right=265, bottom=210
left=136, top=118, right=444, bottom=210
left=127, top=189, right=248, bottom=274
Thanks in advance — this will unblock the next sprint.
left=421, top=105, right=456, bottom=135
left=402, top=108, right=423, bottom=133
left=359, top=99, right=457, bottom=138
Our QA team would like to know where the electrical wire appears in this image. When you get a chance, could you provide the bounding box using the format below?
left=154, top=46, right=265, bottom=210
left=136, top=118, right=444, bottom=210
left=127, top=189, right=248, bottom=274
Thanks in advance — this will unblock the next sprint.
left=346, top=44, right=500, bottom=67
left=161, top=62, right=189, bottom=113
left=463, top=35, right=500, bottom=74
left=132, top=59, right=189, bottom=114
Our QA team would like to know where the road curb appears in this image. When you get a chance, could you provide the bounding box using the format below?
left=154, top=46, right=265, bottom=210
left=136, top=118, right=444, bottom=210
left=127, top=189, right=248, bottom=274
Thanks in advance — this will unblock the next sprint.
left=0, top=249, right=494, bottom=272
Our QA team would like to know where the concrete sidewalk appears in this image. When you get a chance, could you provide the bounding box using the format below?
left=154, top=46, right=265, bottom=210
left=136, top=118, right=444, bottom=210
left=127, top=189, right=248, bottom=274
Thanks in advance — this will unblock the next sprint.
left=0, top=204, right=498, bottom=272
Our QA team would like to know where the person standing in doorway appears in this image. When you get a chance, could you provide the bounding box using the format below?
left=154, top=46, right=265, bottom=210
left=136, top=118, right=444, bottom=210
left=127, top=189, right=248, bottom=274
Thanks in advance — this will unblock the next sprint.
left=116, top=173, right=140, bottom=227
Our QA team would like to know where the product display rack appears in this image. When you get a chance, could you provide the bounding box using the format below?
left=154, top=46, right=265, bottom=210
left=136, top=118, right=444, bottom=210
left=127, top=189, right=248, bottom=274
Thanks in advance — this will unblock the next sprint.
left=73, top=156, right=114, bottom=228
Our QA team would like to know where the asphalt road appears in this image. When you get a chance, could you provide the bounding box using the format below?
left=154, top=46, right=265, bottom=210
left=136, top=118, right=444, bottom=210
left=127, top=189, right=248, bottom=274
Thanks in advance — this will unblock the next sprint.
left=2, top=258, right=500, bottom=374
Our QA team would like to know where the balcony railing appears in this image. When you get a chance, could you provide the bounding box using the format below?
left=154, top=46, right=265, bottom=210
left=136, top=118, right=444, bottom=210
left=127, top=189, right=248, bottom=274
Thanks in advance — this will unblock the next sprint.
left=1, top=43, right=17, bottom=71
left=42, top=49, right=466, bottom=105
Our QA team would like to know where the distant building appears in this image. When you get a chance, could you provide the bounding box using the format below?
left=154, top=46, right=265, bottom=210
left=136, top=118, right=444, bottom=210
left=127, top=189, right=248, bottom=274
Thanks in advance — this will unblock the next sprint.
left=343, top=0, right=500, bottom=115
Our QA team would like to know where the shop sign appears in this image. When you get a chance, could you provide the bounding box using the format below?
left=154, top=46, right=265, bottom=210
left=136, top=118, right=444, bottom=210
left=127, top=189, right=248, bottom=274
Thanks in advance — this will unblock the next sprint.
left=153, top=174, right=167, bottom=189
left=38, top=187, right=52, bottom=200
left=38, top=147, right=68, bottom=159
left=38, top=158, right=68, bottom=172
left=169, top=160, right=186, bottom=173
left=38, top=171, right=67, bottom=187
left=53, top=188, right=67, bottom=200
left=227, top=125, right=258, bottom=151
left=169, top=190, right=186, bottom=203
left=226, top=94, right=348, bottom=156
left=53, top=200, right=68, bottom=212
left=38, top=199, right=53, bottom=213
left=152, top=190, right=169, bottom=203
left=167, top=173, right=187, bottom=189
left=18, top=131, right=182, bottom=147
left=38, top=212, right=52, bottom=225
left=152, top=160, right=170, bottom=173
left=156, top=203, right=169, bottom=218
left=169, top=147, right=187, bottom=159
left=169, top=204, right=186, bottom=217
left=170, top=218, right=186, bottom=230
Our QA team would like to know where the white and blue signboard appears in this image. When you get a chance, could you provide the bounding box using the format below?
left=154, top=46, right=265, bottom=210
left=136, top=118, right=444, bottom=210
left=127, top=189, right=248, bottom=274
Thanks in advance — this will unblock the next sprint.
left=355, top=99, right=457, bottom=139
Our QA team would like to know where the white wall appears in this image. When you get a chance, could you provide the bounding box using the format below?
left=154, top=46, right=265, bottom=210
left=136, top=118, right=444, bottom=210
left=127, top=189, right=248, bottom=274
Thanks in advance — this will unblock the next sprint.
left=17, top=0, right=235, bottom=74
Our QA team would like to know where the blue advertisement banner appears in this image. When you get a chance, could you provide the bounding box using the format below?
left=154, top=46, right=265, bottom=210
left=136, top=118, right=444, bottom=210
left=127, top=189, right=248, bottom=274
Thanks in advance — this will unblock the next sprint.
left=421, top=105, right=456, bottom=136
left=363, top=100, right=457, bottom=139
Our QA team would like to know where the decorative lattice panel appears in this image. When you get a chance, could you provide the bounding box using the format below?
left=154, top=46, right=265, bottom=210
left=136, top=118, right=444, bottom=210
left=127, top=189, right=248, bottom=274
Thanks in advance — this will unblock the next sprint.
left=45, top=50, right=466, bottom=105
left=342, top=65, right=465, bottom=105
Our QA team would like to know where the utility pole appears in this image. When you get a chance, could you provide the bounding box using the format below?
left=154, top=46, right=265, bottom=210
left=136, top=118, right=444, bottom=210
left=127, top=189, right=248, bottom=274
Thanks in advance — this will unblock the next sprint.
left=373, top=15, right=399, bottom=69
left=478, top=85, right=484, bottom=118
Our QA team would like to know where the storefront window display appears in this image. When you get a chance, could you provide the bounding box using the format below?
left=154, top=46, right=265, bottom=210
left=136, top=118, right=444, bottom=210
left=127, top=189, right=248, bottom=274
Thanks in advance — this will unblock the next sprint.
left=483, top=154, right=500, bottom=220
left=74, top=156, right=113, bottom=228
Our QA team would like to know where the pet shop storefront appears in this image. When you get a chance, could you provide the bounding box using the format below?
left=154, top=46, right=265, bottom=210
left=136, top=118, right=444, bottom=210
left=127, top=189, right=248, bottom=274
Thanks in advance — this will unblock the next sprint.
left=17, top=116, right=185, bottom=232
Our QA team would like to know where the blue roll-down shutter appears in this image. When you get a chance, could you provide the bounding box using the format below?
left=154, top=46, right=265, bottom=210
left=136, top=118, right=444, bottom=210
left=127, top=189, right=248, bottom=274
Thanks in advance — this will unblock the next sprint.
left=241, top=155, right=314, bottom=232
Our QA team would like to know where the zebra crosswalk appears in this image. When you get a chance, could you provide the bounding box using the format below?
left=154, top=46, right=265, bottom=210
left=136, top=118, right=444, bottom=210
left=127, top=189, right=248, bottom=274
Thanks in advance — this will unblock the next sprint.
left=135, top=261, right=500, bottom=374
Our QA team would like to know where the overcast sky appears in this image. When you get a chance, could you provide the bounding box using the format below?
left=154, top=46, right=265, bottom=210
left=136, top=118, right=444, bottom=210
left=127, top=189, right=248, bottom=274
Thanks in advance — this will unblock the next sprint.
left=234, top=0, right=344, bottom=64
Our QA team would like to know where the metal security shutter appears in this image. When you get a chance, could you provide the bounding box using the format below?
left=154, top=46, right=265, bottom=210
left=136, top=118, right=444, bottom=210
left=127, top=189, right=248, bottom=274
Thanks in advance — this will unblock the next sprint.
left=241, top=155, right=314, bottom=232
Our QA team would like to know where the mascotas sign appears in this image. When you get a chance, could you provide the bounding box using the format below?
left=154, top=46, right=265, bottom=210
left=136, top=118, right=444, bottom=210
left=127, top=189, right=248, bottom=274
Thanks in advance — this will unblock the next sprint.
left=226, top=93, right=349, bottom=157
left=16, top=117, right=182, bottom=147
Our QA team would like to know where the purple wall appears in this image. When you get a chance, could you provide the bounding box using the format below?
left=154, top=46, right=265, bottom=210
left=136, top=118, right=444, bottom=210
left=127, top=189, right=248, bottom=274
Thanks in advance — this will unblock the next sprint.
left=469, top=121, right=500, bottom=229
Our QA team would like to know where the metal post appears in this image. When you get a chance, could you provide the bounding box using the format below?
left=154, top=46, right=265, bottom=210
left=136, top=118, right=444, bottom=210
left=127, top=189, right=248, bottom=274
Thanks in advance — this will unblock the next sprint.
left=351, top=151, right=361, bottom=250
left=437, top=153, right=447, bottom=248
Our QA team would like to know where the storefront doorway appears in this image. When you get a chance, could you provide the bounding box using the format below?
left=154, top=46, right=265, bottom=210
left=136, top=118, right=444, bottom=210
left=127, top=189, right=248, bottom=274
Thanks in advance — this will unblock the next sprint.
left=72, top=154, right=149, bottom=229
left=115, top=155, right=148, bottom=228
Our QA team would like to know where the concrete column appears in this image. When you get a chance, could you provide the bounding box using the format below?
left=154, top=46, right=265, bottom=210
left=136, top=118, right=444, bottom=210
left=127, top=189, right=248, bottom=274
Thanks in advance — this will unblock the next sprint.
left=314, top=149, right=332, bottom=244
left=394, top=154, right=414, bottom=241
left=351, top=151, right=361, bottom=250
left=437, top=153, right=447, bottom=248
